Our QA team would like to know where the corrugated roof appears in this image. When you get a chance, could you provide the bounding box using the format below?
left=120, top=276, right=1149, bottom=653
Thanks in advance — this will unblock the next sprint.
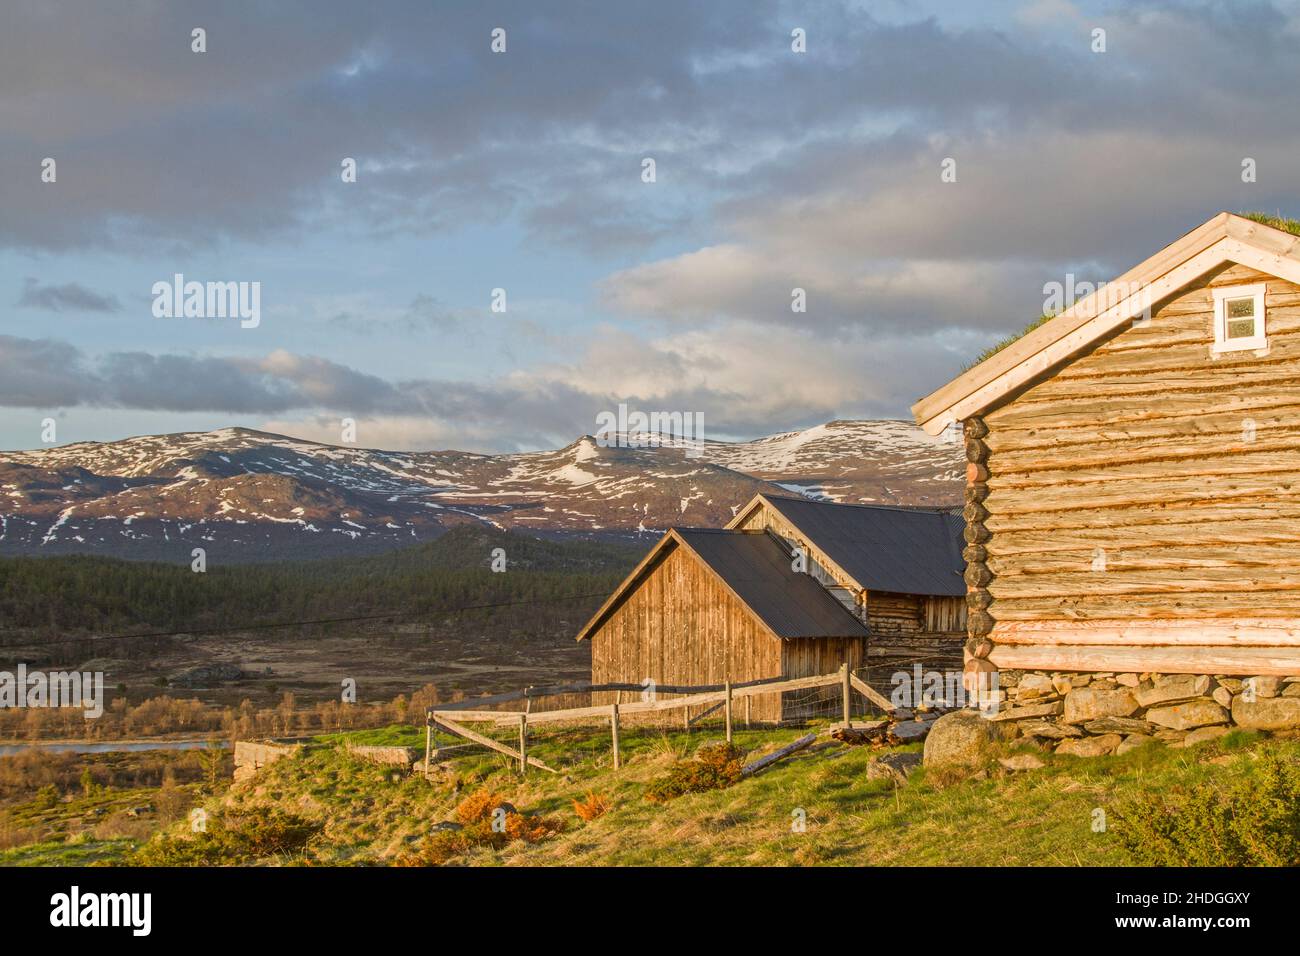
left=673, top=529, right=870, bottom=639
left=758, top=496, right=966, bottom=596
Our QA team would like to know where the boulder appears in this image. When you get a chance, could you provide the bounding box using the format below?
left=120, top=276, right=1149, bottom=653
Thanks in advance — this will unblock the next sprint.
left=1177, top=726, right=1229, bottom=748
left=1134, top=674, right=1211, bottom=708
left=1248, top=676, right=1283, bottom=699
left=867, top=751, right=923, bottom=784
left=889, top=720, right=931, bottom=744
left=1082, top=716, right=1157, bottom=736
left=1019, top=719, right=1083, bottom=739
left=1212, top=687, right=1234, bottom=709
left=986, top=701, right=1062, bottom=722
left=997, top=753, right=1045, bottom=772
left=922, top=710, right=997, bottom=768
left=1062, top=686, right=1139, bottom=724
left=1231, top=695, right=1300, bottom=730
left=1055, top=734, right=1123, bottom=757
left=1116, top=733, right=1157, bottom=754
left=1145, top=700, right=1228, bottom=731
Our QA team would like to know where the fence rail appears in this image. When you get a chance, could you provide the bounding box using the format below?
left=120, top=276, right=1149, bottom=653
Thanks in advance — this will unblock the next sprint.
left=425, top=663, right=896, bottom=776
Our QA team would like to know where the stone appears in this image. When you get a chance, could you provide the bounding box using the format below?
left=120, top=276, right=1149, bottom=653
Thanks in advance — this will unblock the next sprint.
left=1177, top=726, right=1229, bottom=748
left=1284, top=683, right=1300, bottom=698
left=1019, top=719, right=1083, bottom=739
left=1232, top=695, right=1300, bottom=730
left=1062, top=686, right=1139, bottom=724
left=1217, top=678, right=1244, bottom=693
left=985, top=701, right=1062, bottom=722
left=1082, top=716, right=1157, bottom=736
left=1115, top=673, right=1141, bottom=687
left=1070, top=674, right=1092, bottom=687
left=1212, top=687, right=1233, bottom=708
left=1155, top=729, right=1188, bottom=744
left=169, top=663, right=245, bottom=687
left=922, top=710, right=998, bottom=768
left=1051, top=675, right=1073, bottom=695
left=889, top=720, right=931, bottom=743
left=1015, top=673, right=1056, bottom=701
left=998, top=753, right=1045, bottom=772
left=1249, top=676, right=1283, bottom=698
left=1055, top=734, right=1123, bottom=757
left=1145, top=700, right=1229, bottom=731
left=1134, top=674, right=1211, bottom=708
left=1115, top=733, right=1157, bottom=754
left=867, top=751, right=923, bottom=784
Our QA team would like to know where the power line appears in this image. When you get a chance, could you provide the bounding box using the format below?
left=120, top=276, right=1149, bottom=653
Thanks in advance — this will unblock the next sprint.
left=0, top=590, right=611, bottom=651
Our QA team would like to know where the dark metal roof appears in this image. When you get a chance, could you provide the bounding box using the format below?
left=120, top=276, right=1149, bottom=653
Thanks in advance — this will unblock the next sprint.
left=758, top=496, right=966, bottom=596
left=673, top=529, right=870, bottom=639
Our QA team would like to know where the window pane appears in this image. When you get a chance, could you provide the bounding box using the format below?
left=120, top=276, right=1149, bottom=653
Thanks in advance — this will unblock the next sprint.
left=1227, top=317, right=1256, bottom=339
left=1226, top=297, right=1255, bottom=318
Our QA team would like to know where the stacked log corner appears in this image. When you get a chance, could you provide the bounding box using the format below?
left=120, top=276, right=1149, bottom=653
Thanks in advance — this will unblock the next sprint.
left=962, top=416, right=997, bottom=695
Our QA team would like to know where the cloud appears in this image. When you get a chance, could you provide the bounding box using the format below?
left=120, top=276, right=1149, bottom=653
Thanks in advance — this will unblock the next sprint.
left=17, top=278, right=121, bottom=313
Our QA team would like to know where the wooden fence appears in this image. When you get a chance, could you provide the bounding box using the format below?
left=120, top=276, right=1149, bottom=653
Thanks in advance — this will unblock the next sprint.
left=425, top=664, right=894, bottom=776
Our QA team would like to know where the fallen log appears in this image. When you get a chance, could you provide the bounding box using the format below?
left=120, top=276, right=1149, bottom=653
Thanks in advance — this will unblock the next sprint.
left=740, top=733, right=816, bottom=777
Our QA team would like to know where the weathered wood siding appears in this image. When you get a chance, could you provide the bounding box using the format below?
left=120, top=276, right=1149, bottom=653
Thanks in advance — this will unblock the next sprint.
left=588, top=541, right=858, bottom=721
left=981, top=264, right=1300, bottom=672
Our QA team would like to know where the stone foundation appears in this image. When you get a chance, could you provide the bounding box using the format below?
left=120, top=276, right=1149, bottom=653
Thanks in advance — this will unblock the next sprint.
left=985, top=670, right=1300, bottom=754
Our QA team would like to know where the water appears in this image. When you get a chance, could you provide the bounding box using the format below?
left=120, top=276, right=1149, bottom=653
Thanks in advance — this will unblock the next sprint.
left=0, top=739, right=226, bottom=756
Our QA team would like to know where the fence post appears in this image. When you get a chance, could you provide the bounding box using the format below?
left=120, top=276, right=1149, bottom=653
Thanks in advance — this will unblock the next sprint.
left=841, top=662, right=851, bottom=729
left=611, top=702, right=621, bottom=769
left=424, top=714, right=433, bottom=779
left=724, top=680, right=733, bottom=744
left=518, top=713, right=528, bottom=776
left=745, top=694, right=752, bottom=728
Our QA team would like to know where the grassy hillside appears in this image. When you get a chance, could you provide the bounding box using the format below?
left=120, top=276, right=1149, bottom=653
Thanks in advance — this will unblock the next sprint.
left=7, top=719, right=1295, bottom=867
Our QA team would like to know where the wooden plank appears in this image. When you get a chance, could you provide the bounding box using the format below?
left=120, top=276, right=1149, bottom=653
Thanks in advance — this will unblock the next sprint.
left=989, top=643, right=1300, bottom=676
left=432, top=715, right=557, bottom=773
left=741, top=734, right=817, bottom=777
left=849, top=672, right=897, bottom=712
left=992, top=620, right=1300, bottom=646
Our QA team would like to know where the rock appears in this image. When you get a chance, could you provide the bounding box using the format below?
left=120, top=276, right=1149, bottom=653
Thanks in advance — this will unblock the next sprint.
left=1155, top=729, right=1188, bottom=744
left=1062, top=687, right=1139, bottom=724
left=1115, top=673, right=1141, bottom=687
left=922, top=710, right=997, bottom=768
left=997, top=753, right=1045, bottom=772
left=1116, top=733, right=1157, bottom=754
left=1177, top=726, right=1229, bottom=748
left=1145, top=700, right=1228, bottom=731
left=1015, top=673, right=1056, bottom=701
left=432, top=821, right=463, bottom=832
left=1051, top=675, right=1073, bottom=695
left=1019, top=719, right=1083, bottom=739
left=1212, top=687, right=1234, bottom=708
left=1134, top=674, right=1211, bottom=708
left=1082, top=716, right=1157, bottom=736
left=1056, top=734, right=1123, bottom=757
left=986, top=701, right=1062, bottom=722
left=1232, top=695, right=1300, bottom=730
left=1283, top=683, right=1300, bottom=698
left=889, top=720, right=931, bottom=743
left=1248, top=676, right=1283, bottom=699
left=1218, top=678, right=1244, bottom=693
left=1070, top=674, right=1092, bottom=687
left=867, top=751, right=923, bottom=784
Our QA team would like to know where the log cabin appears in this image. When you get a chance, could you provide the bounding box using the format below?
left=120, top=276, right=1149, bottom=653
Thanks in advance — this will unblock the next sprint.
left=913, top=212, right=1300, bottom=728
left=576, top=493, right=966, bottom=722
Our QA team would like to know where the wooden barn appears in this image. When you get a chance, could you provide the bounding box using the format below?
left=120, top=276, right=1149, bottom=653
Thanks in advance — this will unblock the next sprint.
left=576, top=494, right=966, bottom=722
left=913, top=212, right=1300, bottom=687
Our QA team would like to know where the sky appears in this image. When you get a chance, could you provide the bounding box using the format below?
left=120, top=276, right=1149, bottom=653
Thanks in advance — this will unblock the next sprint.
left=2, top=0, right=1300, bottom=453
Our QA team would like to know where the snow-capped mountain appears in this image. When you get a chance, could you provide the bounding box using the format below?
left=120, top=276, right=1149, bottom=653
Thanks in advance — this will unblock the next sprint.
left=0, top=420, right=963, bottom=561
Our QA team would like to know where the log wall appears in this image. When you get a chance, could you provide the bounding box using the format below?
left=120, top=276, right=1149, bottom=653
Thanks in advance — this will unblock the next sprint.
left=980, top=263, right=1300, bottom=673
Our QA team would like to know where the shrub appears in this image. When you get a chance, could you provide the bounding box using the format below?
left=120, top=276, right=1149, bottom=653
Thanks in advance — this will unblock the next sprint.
left=395, top=789, right=564, bottom=865
left=1112, top=748, right=1300, bottom=866
left=573, top=792, right=612, bottom=822
left=130, top=807, right=322, bottom=866
left=646, top=743, right=745, bottom=803
left=454, top=789, right=511, bottom=826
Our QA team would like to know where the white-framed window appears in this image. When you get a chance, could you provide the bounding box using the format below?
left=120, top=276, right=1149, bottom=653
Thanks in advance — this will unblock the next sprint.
left=1212, top=282, right=1267, bottom=354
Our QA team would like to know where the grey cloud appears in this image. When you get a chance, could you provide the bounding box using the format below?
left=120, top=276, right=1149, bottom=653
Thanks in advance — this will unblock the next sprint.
left=17, top=278, right=121, bottom=313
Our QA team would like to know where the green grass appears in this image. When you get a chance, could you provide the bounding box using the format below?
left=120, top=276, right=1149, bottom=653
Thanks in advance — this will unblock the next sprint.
left=1241, top=211, right=1300, bottom=237
left=82, top=720, right=1300, bottom=867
